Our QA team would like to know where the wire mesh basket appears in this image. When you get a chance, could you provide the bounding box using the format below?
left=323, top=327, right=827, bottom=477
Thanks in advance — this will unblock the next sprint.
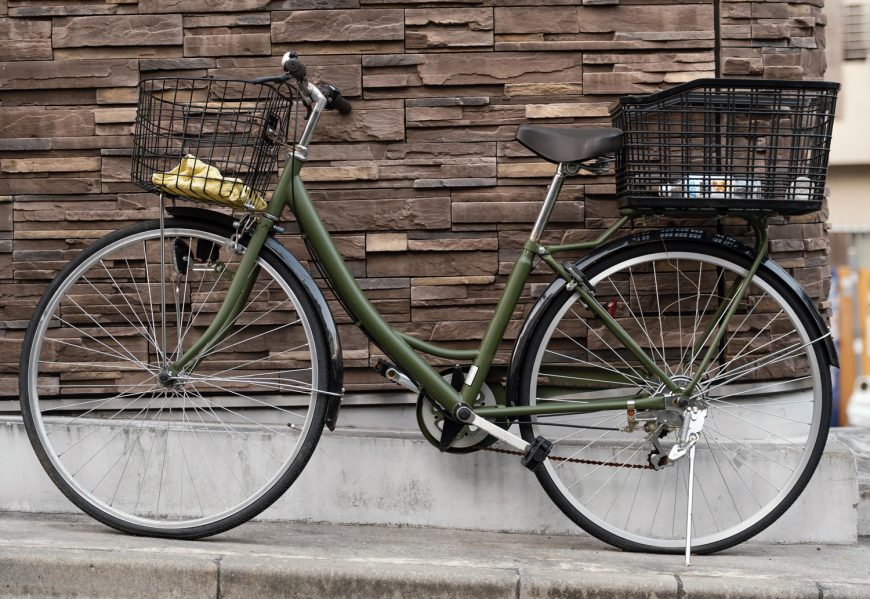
left=132, top=77, right=294, bottom=211
left=610, top=79, right=839, bottom=215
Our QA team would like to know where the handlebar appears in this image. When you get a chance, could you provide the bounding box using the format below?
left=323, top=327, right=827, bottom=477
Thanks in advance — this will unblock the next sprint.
left=249, top=53, right=352, bottom=160
left=250, top=53, right=352, bottom=115
left=250, top=73, right=292, bottom=85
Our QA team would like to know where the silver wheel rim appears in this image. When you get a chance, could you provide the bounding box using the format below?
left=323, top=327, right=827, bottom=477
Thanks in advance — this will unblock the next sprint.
left=26, top=227, right=321, bottom=530
left=529, top=250, right=825, bottom=549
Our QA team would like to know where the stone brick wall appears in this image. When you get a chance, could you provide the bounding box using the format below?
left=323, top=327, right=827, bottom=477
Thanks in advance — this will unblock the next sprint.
left=0, top=0, right=831, bottom=396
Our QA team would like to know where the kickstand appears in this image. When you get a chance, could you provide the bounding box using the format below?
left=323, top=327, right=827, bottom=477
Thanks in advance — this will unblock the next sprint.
left=684, top=444, right=696, bottom=566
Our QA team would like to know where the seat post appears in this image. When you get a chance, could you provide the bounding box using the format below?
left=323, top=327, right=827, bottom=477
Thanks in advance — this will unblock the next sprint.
left=530, top=162, right=578, bottom=242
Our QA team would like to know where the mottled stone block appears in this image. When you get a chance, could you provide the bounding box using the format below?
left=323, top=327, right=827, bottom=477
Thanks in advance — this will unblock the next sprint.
left=0, top=39, right=51, bottom=61
left=721, top=3, right=752, bottom=19
left=493, top=7, right=579, bottom=34
left=405, top=8, right=492, bottom=49
left=495, top=4, right=712, bottom=35
left=583, top=71, right=664, bottom=95
left=183, top=33, right=270, bottom=57
left=273, top=10, right=403, bottom=43
left=723, top=56, right=764, bottom=75
left=453, top=201, right=583, bottom=224
left=316, top=198, right=451, bottom=232
left=413, top=177, right=496, bottom=188
left=302, top=166, right=379, bottom=183
left=763, top=65, right=804, bottom=79
left=0, top=59, right=138, bottom=89
left=8, top=4, right=132, bottom=17
left=367, top=233, right=408, bottom=252
left=139, top=57, right=215, bottom=72
left=0, top=158, right=101, bottom=174
left=583, top=51, right=715, bottom=72
left=410, top=52, right=583, bottom=87
left=182, top=13, right=269, bottom=28
left=789, top=37, right=817, bottom=49
left=525, top=103, right=610, bottom=119
left=0, top=178, right=101, bottom=195
left=139, top=0, right=269, bottom=12
left=0, top=108, right=95, bottom=138
left=53, top=15, right=182, bottom=48
left=504, top=83, right=584, bottom=98
left=367, top=251, right=496, bottom=278
left=0, top=17, right=50, bottom=43
left=752, top=23, right=790, bottom=40
left=316, top=102, right=404, bottom=142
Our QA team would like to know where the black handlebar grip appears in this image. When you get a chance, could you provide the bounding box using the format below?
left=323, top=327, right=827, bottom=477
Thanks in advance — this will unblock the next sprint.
left=284, top=57, right=307, bottom=81
left=334, top=95, right=352, bottom=115
left=320, top=83, right=353, bottom=115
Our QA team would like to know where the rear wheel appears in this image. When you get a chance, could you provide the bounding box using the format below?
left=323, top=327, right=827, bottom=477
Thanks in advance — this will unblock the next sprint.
left=20, top=218, right=331, bottom=538
left=517, top=236, right=832, bottom=553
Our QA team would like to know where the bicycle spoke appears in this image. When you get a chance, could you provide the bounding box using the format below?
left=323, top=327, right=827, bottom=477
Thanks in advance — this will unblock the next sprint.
left=87, top=268, right=162, bottom=353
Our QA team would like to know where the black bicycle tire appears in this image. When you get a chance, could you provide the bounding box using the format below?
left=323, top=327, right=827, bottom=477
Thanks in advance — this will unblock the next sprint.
left=19, top=217, right=331, bottom=539
left=516, top=236, right=832, bottom=554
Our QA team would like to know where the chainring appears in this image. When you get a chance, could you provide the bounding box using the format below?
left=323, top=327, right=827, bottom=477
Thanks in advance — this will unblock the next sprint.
left=416, top=369, right=498, bottom=453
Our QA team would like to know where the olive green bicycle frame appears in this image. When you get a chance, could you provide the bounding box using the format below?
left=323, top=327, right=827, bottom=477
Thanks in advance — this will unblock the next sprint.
left=169, top=154, right=770, bottom=424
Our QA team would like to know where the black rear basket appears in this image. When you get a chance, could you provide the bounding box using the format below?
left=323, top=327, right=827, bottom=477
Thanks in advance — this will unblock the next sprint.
left=610, top=79, right=839, bottom=215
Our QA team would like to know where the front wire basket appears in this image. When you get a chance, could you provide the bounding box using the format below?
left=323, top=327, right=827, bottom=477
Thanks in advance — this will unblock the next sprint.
left=132, top=77, right=294, bottom=211
left=610, top=79, right=839, bottom=215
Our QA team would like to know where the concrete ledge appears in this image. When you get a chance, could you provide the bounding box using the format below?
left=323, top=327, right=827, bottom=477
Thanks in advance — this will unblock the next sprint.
left=1, top=416, right=858, bottom=544
left=833, top=427, right=870, bottom=537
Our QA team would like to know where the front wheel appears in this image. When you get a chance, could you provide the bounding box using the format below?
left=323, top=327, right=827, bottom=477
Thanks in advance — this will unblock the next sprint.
left=517, top=236, right=832, bottom=553
left=19, top=218, right=332, bottom=538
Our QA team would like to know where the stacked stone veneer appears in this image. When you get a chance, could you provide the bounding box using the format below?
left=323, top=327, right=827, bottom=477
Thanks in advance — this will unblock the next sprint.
left=0, top=0, right=831, bottom=396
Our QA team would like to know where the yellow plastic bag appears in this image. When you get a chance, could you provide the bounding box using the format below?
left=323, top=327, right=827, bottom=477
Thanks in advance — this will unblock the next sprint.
left=151, top=155, right=267, bottom=211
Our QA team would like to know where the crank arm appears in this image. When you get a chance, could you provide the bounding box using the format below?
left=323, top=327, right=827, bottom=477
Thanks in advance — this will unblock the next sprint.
left=464, top=413, right=530, bottom=453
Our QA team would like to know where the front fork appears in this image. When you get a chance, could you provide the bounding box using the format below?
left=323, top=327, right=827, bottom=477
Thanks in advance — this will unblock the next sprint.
left=167, top=213, right=274, bottom=377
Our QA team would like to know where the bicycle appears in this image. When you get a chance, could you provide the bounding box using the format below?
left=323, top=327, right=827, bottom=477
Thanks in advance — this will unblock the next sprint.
left=18, top=52, right=839, bottom=563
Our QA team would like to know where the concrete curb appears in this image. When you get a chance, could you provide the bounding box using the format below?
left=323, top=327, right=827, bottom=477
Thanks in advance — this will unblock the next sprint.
left=4, top=545, right=869, bottom=599
left=1, top=514, right=868, bottom=599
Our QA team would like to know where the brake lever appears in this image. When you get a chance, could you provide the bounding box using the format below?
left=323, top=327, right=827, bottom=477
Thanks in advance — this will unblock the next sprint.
left=293, top=80, right=314, bottom=121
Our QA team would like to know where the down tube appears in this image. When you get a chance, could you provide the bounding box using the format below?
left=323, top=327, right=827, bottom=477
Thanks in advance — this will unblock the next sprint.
left=289, top=174, right=463, bottom=412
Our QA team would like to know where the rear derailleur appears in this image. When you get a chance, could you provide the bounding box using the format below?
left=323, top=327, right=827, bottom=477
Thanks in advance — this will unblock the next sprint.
left=638, top=402, right=708, bottom=470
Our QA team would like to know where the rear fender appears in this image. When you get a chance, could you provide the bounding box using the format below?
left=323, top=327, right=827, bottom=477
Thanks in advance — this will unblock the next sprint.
left=505, top=228, right=837, bottom=407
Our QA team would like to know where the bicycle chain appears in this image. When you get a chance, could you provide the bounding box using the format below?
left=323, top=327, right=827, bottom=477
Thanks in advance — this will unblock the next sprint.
left=482, top=445, right=653, bottom=470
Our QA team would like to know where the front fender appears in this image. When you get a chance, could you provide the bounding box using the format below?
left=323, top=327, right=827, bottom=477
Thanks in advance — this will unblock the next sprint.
left=505, top=228, right=837, bottom=407
left=166, top=206, right=344, bottom=429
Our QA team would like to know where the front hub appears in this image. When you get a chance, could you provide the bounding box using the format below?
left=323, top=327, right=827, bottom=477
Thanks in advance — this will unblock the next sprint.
left=158, top=369, right=183, bottom=389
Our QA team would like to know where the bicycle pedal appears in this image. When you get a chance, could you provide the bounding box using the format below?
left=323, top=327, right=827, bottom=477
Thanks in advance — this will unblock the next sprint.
left=374, top=359, right=417, bottom=392
left=374, top=358, right=392, bottom=378
left=521, top=436, right=553, bottom=472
